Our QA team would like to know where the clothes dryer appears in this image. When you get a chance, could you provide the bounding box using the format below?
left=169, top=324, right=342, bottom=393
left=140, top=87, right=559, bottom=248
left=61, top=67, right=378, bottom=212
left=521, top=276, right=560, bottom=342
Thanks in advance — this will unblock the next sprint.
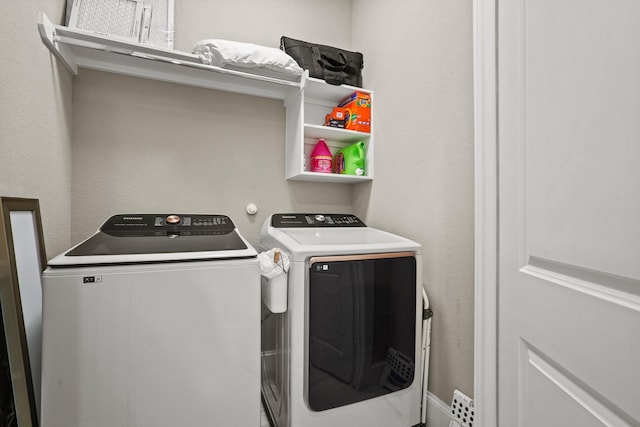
left=41, top=214, right=260, bottom=427
left=260, top=213, right=429, bottom=427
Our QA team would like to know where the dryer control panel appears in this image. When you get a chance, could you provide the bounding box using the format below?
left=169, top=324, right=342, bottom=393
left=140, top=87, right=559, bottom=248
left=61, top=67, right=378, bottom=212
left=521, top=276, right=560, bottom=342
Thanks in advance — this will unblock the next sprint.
left=271, top=213, right=366, bottom=228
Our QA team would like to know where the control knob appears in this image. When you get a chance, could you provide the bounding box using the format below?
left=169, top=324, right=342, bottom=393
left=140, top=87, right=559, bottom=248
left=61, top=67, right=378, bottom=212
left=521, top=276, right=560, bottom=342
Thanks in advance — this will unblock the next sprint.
left=314, top=214, right=326, bottom=223
left=165, top=215, right=181, bottom=225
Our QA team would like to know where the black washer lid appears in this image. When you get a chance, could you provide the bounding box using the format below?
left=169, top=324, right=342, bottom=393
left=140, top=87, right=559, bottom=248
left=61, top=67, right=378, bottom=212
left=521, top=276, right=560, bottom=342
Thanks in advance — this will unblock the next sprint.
left=49, top=214, right=256, bottom=265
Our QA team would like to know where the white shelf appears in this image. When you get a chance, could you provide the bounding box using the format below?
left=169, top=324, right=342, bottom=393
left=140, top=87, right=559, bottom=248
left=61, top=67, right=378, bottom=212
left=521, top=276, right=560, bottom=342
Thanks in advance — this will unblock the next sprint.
left=285, top=80, right=374, bottom=183
left=303, top=124, right=370, bottom=143
left=37, top=12, right=302, bottom=100
left=286, top=171, right=372, bottom=184
left=38, top=12, right=374, bottom=184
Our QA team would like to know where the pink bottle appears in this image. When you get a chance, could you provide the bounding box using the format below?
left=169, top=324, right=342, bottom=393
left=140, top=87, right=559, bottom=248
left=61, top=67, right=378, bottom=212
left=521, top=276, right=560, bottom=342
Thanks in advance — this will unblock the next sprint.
left=310, top=139, right=333, bottom=173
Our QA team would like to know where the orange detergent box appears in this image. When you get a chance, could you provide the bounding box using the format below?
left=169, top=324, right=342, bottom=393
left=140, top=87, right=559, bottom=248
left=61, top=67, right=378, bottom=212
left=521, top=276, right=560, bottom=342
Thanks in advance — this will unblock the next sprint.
left=337, top=91, right=371, bottom=133
left=325, top=107, right=349, bottom=128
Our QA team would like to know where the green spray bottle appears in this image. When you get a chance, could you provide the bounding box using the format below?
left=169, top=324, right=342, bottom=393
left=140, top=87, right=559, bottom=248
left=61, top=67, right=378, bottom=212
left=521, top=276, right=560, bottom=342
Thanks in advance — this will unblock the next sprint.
left=334, top=141, right=366, bottom=176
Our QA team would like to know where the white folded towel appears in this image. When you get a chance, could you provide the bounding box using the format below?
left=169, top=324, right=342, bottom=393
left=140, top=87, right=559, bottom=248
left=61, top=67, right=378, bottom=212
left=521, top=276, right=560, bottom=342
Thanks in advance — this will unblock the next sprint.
left=193, top=39, right=303, bottom=76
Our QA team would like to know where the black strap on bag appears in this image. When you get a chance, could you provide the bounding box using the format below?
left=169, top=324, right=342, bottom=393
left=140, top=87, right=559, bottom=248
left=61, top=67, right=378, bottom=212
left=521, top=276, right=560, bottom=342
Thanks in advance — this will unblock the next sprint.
left=281, top=36, right=363, bottom=87
left=316, top=48, right=349, bottom=85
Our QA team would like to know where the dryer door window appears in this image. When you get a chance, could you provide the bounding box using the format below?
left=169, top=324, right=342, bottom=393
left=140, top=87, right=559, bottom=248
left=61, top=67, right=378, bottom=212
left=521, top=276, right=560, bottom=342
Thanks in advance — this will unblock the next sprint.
left=308, top=253, right=417, bottom=411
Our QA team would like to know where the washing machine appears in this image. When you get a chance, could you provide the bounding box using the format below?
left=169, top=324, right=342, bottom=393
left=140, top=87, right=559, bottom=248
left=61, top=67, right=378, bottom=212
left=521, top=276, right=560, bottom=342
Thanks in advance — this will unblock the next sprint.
left=259, top=213, right=430, bottom=427
left=40, top=213, right=261, bottom=427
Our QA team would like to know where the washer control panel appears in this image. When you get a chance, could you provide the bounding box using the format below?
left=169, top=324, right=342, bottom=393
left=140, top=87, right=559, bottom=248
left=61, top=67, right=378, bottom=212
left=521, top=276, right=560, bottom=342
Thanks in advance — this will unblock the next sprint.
left=101, top=214, right=235, bottom=234
left=271, top=213, right=366, bottom=228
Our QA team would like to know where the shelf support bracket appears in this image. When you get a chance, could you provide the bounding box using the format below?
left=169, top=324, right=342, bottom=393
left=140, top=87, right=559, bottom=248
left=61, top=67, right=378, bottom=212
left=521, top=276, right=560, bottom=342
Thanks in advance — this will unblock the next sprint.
left=37, top=12, right=78, bottom=75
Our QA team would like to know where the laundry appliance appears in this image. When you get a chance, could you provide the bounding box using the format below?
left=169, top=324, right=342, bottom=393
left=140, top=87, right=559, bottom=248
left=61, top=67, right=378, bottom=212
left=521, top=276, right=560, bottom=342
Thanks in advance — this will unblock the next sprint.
left=260, top=213, right=431, bottom=427
left=40, top=213, right=260, bottom=427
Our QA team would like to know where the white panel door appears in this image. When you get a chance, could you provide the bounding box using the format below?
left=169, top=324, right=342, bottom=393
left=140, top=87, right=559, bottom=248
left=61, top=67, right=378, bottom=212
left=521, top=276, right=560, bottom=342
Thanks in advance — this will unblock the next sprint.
left=498, top=0, right=640, bottom=425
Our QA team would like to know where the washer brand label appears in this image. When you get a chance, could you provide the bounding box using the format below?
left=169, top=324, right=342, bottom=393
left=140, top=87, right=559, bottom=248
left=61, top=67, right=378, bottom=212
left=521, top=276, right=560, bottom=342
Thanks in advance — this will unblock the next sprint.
left=315, top=264, right=329, bottom=271
left=82, top=275, right=102, bottom=284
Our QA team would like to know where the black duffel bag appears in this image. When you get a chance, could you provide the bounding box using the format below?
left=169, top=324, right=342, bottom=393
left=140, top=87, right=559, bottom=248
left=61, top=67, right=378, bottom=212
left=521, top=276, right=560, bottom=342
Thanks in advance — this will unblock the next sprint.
left=280, top=36, right=363, bottom=87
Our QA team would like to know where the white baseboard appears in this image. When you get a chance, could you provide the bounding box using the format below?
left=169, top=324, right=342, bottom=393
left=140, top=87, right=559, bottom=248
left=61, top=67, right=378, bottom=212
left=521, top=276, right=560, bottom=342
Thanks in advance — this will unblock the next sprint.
left=426, top=391, right=452, bottom=427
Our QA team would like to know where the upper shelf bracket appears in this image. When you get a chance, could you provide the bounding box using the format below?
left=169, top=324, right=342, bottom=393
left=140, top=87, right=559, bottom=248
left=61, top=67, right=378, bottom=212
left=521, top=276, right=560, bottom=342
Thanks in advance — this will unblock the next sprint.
left=38, top=12, right=78, bottom=74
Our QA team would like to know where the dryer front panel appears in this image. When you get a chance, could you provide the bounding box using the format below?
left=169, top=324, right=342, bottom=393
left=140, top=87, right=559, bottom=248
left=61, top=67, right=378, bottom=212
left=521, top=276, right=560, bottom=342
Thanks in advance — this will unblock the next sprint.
left=307, top=252, right=417, bottom=412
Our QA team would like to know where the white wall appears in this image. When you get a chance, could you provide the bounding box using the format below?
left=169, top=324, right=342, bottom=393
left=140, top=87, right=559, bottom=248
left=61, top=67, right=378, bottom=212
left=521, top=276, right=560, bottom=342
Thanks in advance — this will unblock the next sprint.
left=71, top=70, right=355, bottom=244
left=0, top=1, right=73, bottom=258
left=352, top=0, right=475, bottom=403
left=174, top=0, right=355, bottom=51
left=70, top=0, right=357, bottom=245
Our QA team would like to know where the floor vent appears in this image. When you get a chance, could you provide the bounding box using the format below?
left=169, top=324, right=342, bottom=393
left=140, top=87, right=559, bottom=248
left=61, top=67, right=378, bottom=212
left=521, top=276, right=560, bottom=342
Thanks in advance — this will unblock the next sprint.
left=449, top=389, right=475, bottom=427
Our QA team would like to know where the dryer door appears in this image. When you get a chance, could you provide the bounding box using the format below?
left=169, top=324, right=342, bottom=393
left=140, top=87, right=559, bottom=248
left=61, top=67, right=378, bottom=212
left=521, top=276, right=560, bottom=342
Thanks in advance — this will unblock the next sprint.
left=308, top=253, right=417, bottom=411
